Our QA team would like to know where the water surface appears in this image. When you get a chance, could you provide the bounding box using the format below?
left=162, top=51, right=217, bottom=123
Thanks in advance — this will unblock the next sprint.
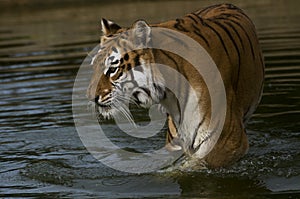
left=0, top=0, right=299, bottom=198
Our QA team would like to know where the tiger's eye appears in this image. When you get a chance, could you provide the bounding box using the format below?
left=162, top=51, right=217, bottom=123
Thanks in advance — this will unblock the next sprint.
left=111, top=60, right=119, bottom=65
left=108, top=67, right=117, bottom=74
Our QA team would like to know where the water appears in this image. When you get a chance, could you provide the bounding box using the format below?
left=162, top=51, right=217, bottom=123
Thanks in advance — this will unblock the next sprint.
left=1, top=0, right=299, bottom=198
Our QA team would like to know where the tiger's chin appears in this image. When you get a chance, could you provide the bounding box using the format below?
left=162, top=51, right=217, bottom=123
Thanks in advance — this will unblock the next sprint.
left=88, top=101, right=115, bottom=120
left=97, top=106, right=116, bottom=120
left=92, top=89, right=161, bottom=122
left=95, top=99, right=154, bottom=122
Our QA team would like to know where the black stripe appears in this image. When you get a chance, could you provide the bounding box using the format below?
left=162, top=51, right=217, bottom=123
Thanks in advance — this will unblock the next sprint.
left=159, top=50, right=181, bottom=72
left=150, top=66, right=157, bottom=96
left=158, top=50, right=184, bottom=124
left=223, top=21, right=245, bottom=51
left=191, top=13, right=206, bottom=26
left=187, top=14, right=198, bottom=24
left=127, top=63, right=132, bottom=71
left=111, top=46, right=118, bottom=53
left=124, top=53, right=129, bottom=61
left=192, top=111, right=219, bottom=153
left=134, top=54, right=140, bottom=66
left=216, top=15, right=256, bottom=60
left=160, top=31, right=189, bottom=48
left=115, top=83, right=121, bottom=90
left=132, top=91, right=140, bottom=103
left=223, top=21, right=245, bottom=89
left=153, top=83, right=166, bottom=100
left=167, top=129, right=174, bottom=140
left=204, top=21, right=230, bottom=57
left=174, top=18, right=189, bottom=32
left=190, top=111, right=207, bottom=150
left=192, top=134, right=211, bottom=154
left=192, top=23, right=210, bottom=47
left=115, top=71, right=123, bottom=80
left=233, top=8, right=255, bottom=26
left=140, top=87, right=151, bottom=97
left=158, top=50, right=183, bottom=96
left=209, top=18, right=240, bottom=59
left=223, top=3, right=240, bottom=11
left=228, top=17, right=256, bottom=60
left=199, top=3, right=252, bottom=24
left=196, top=4, right=222, bottom=16
left=230, top=14, right=258, bottom=41
left=209, top=19, right=241, bottom=90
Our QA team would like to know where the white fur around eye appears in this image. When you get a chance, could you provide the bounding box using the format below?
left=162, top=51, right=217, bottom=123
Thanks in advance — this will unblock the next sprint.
left=131, top=59, right=149, bottom=87
left=109, top=67, right=119, bottom=77
left=104, top=48, right=122, bottom=75
left=105, top=49, right=121, bottom=67
left=91, top=55, right=96, bottom=65
left=132, top=70, right=147, bottom=86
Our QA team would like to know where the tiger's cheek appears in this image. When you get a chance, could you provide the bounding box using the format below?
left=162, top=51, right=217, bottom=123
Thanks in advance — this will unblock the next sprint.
left=111, top=68, right=124, bottom=82
left=122, top=82, right=135, bottom=93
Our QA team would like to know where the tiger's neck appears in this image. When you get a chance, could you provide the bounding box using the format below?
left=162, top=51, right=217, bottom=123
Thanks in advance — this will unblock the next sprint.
left=152, top=49, right=210, bottom=154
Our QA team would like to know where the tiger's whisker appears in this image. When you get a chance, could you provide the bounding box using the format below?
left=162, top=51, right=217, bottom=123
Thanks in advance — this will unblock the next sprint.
left=113, top=99, right=136, bottom=127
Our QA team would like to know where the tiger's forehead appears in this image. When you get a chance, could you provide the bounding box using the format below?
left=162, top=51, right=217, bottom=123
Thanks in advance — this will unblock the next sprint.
left=104, top=47, right=122, bottom=66
left=91, top=33, right=134, bottom=68
left=91, top=41, right=121, bottom=66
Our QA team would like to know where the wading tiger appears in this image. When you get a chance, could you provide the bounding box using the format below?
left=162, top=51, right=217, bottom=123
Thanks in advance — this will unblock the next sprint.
left=87, top=3, right=264, bottom=169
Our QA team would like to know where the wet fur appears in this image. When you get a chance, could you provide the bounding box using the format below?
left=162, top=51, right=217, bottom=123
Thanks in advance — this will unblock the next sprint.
left=87, top=3, right=264, bottom=168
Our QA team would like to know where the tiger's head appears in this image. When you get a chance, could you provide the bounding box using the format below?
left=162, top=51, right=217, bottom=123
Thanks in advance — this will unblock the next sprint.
left=87, top=19, right=165, bottom=119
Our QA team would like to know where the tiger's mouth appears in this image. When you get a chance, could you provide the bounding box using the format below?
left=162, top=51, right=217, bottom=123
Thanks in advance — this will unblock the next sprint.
left=88, top=88, right=155, bottom=122
left=88, top=101, right=114, bottom=120
left=97, top=100, right=117, bottom=117
left=97, top=101, right=111, bottom=108
left=92, top=96, right=135, bottom=121
left=98, top=103, right=112, bottom=112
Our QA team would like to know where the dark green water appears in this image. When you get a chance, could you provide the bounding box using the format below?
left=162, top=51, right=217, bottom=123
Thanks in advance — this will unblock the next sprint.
left=0, top=0, right=299, bottom=198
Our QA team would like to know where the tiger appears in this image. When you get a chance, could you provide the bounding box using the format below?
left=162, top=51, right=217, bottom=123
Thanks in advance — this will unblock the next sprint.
left=86, top=3, right=264, bottom=169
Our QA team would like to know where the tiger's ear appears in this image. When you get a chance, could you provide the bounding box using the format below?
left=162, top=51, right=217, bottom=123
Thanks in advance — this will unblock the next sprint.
left=132, top=20, right=151, bottom=47
left=101, top=18, right=121, bottom=36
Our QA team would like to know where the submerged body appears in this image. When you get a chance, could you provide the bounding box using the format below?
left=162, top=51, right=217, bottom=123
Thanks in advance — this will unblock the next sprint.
left=87, top=4, right=264, bottom=168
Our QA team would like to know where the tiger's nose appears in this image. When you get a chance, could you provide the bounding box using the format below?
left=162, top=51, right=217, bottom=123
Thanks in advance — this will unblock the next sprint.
left=90, top=95, right=106, bottom=106
left=86, top=92, right=98, bottom=102
left=87, top=89, right=110, bottom=103
left=93, top=89, right=111, bottom=105
left=94, top=96, right=100, bottom=103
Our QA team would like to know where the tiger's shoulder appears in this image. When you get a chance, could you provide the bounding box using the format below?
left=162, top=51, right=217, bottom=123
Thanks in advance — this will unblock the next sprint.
left=194, top=3, right=249, bottom=19
left=154, top=3, right=255, bottom=32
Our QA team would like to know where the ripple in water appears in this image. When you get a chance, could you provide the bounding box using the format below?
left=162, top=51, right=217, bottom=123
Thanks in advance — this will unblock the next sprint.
left=0, top=0, right=299, bottom=198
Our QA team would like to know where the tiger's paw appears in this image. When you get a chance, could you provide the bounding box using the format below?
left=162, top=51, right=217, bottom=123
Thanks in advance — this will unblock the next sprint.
left=165, top=138, right=183, bottom=151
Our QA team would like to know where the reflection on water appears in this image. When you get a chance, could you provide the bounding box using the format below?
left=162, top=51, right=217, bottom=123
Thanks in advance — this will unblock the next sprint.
left=0, top=0, right=299, bottom=198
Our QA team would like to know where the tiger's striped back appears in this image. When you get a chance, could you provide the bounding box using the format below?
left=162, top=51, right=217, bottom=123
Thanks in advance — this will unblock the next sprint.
left=155, top=3, right=264, bottom=167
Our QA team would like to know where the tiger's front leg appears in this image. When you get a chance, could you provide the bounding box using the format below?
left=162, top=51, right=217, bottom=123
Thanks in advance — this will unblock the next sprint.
left=165, top=115, right=182, bottom=151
